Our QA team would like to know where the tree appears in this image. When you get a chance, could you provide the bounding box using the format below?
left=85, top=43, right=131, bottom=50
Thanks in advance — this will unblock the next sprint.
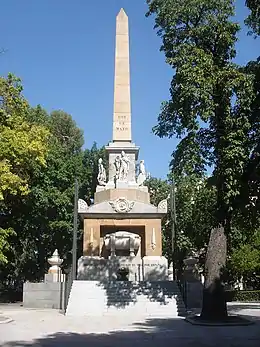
left=145, top=175, right=213, bottom=275
left=0, top=104, right=109, bottom=296
left=230, top=229, right=260, bottom=286
left=0, top=75, right=49, bottom=264
left=0, top=228, right=13, bottom=264
left=79, top=143, right=108, bottom=204
left=0, top=108, right=85, bottom=291
left=0, top=75, right=49, bottom=200
left=146, top=0, right=256, bottom=320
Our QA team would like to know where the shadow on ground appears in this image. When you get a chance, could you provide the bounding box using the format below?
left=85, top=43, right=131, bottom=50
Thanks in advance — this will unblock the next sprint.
left=1, top=316, right=260, bottom=347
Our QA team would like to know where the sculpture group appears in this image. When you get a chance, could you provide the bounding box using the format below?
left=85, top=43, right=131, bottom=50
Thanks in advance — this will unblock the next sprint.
left=97, top=150, right=147, bottom=187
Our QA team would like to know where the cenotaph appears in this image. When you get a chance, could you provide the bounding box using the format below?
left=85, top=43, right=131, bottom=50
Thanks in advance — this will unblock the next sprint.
left=77, top=8, right=168, bottom=282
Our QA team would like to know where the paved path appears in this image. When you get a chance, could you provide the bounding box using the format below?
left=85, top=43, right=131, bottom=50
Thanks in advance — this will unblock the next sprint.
left=0, top=303, right=259, bottom=347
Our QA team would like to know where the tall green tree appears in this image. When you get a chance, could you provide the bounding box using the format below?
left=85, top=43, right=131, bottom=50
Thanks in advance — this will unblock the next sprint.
left=146, top=0, right=256, bottom=320
left=0, top=75, right=49, bottom=264
left=0, top=108, right=84, bottom=291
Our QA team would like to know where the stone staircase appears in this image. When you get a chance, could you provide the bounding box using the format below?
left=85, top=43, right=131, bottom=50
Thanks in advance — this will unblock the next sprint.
left=66, top=280, right=186, bottom=318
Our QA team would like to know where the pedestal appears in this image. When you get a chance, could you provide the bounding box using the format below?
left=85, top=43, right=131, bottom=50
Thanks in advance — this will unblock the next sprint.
left=142, top=256, right=168, bottom=281
left=183, top=256, right=203, bottom=309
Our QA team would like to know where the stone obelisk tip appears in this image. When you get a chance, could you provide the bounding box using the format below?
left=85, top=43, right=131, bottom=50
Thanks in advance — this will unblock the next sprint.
left=117, top=8, right=127, bottom=18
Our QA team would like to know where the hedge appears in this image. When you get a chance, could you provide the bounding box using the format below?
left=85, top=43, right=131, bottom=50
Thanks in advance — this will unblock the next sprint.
left=225, top=290, right=260, bottom=302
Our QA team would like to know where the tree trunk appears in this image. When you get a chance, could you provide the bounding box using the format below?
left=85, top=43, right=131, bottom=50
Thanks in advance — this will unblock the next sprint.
left=200, top=226, right=228, bottom=320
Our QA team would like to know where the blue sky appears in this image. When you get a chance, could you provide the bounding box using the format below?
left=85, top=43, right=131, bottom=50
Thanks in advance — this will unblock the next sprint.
left=0, top=1, right=259, bottom=179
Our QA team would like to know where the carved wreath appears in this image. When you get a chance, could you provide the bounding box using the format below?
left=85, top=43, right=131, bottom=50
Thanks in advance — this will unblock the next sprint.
left=109, top=198, right=135, bottom=213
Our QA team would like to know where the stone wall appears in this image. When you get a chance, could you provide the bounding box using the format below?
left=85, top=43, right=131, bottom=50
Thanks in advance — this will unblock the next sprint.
left=23, top=282, right=65, bottom=309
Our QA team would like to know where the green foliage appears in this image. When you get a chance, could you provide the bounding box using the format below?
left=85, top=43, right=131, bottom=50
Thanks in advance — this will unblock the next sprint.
left=145, top=175, right=215, bottom=265
left=245, top=0, right=260, bottom=36
left=80, top=143, right=108, bottom=204
left=179, top=176, right=217, bottom=251
left=0, top=228, right=14, bottom=263
left=145, top=177, right=170, bottom=205
left=0, top=78, right=110, bottom=291
left=146, top=0, right=260, bottom=317
left=146, top=0, right=255, bottom=226
left=231, top=245, right=260, bottom=274
left=0, top=75, right=49, bottom=264
left=230, top=230, right=260, bottom=277
left=0, top=107, right=85, bottom=285
left=225, top=290, right=260, bottom=302
left=0, top=74, right=49, bottom=201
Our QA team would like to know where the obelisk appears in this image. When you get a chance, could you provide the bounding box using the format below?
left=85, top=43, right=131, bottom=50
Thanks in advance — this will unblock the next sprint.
left=112, top=8, right=131, bottom=142
left=105, top=8, right=139, bottom=189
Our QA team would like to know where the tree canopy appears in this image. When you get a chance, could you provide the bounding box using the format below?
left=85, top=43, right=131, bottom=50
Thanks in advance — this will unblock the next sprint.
left=245, top=0, right=260, bottom=36
left=0, top=75, right=49, bottom=264
left=0, top=74, right=49, bottom=201
left=0, top=77, right=106, bottom=294
left=146, top=0, right=259, bottom=320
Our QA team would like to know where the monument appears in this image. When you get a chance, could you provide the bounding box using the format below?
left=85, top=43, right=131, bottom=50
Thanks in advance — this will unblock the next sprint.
left=77, top=8, right=168, bottom=282
left=65, top=9, right=186, bottom=317
left=23, top=9, right=185, bottom=317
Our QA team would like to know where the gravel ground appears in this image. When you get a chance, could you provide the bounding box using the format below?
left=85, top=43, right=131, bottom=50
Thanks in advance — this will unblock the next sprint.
left=0, top=303, right=259, bottom=347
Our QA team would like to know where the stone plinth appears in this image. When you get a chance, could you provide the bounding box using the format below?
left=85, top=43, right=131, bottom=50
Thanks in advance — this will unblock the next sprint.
left=23, top=282, right=65, bottom=309
left=142, top=256, right=168, bottom=281
left=23, top=249, right=65, bottom=309
left=94, top=188, right=150, bottom=204
left=77, top=255, right=168, bottom=282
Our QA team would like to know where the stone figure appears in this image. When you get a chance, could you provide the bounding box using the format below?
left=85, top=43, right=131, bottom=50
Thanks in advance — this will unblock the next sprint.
left=97, top=158, right=106, bottom=186
left=114, top=155, right=121, bottom=180
left=137, top=159, right=146, bottom=186
left=118, top=151, right=130, bottom=181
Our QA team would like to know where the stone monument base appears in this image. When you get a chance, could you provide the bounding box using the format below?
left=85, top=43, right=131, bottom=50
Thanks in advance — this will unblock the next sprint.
left=23, top=272, right=65, bottom=309
left=77, top=256, right=168, bottom=282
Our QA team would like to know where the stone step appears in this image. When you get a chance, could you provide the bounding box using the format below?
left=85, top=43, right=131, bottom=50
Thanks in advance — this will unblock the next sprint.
left=66, top=280, right=186, bottom=317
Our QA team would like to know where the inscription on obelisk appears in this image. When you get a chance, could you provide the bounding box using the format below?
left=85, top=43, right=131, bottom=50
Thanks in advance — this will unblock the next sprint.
left=112, top=8, right=131, bottom=142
